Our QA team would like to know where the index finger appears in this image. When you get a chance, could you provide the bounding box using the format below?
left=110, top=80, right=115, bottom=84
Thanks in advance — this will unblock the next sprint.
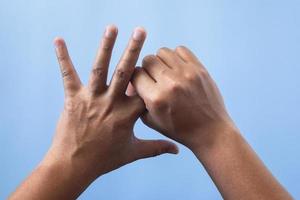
left=108, top=27, right=146, bottom=97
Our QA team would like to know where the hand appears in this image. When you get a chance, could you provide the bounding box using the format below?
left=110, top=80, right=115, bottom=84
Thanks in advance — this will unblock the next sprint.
left=131, top=47, right=293, bottom=200
left=45, top=26, right=178, bottom=180
left=9, top=26, right=178, bottom=200
left=130, top=46, right=235, bottom=151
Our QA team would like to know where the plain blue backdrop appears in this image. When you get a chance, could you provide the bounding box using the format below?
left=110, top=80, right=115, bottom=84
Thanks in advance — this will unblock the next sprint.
left=1, top=0, right=299, bottom=199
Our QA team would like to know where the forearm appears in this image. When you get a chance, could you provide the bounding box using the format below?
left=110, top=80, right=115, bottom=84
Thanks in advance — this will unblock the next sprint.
left=192, top=126, right=293, bottom=200
left=9, top=153, right=94, bottom=200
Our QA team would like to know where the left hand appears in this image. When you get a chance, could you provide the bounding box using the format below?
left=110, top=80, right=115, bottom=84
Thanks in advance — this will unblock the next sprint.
left=44, top=26, right=178, bottom=182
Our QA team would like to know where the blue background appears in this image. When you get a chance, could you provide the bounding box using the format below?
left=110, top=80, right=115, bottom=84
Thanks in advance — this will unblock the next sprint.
left=1, top=0, right=299, bottom=199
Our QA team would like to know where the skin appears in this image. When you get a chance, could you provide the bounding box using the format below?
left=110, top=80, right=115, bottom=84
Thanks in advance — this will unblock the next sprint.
left=9, top=26, right=292, bottom=199
left=130, top=46, right=293, bottom=199
left=8, top=26, right=178, bottom=200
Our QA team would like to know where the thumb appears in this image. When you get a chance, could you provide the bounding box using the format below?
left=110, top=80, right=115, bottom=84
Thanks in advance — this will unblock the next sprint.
left=134, top=138, right=179, bottom=160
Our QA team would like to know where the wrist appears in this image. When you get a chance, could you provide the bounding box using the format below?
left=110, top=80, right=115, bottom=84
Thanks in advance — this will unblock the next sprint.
left=188, top=121, right=241, bottom=157
left=22, top=155, right=92, bottom=200
left=40, top=148, right=98, bottom=189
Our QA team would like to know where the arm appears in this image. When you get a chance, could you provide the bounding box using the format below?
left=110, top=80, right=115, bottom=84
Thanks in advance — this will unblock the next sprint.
left=131, top=46, right=292, bottom=199
left=9, top=26, right=178, bottom=200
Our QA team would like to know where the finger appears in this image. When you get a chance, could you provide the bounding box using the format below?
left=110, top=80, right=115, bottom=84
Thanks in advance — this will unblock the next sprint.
left=142, top=55, right=170, bottom=81
left=109, top=27, right=146, bottom=97
left=131, top=67, right=155, bottom=100
left=126, top=82, right=137, bottom=96
left=134, top=138, right=179, bottom=160
left=54, top=37, right=81, bottom=97
left=156, top=47, right=185, bottom=69
left=175, top=46, right=202, bottom=64
left=88, top=25, right=118, bottom=95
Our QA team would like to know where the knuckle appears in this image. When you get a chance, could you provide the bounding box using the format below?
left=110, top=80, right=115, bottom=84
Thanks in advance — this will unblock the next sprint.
left=128, top=45, right=140, bottom=54
left=175, top=45, right=187, bottom=52
left=92, top=66, right=105, bottom=77
left=120, top=57, right=132, bottom=66
left=168, top=80, right=181, bottom=92
left=61, top=70, right=73, bottom=79
left=148, top=94, right=165, bottom=109
left=151, top=149, right=162, bottom=157
left=115, top=67, right=133, bottom=79
left=64, top=98, right=80, bottom=113
left=184, top=72, right=197, bottom=81
left=157, top=47, right=168, bottom=56
left=102, top=43, right=113, bottom=52
left=57, top=55, right=68, bottom=63
left=142, top=55, right=157, bottom=66
left=143, top=55, right=156, bottom=63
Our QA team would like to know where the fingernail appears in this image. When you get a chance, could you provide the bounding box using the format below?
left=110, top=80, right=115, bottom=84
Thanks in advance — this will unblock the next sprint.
left=105, top=25, right=117, bottom=38
left=133, top=27, right=145, bottom=41
left=54, top=37, right=63, bottom=48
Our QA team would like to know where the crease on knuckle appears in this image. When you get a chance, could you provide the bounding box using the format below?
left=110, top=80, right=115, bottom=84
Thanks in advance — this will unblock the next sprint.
left=58, top=55, right=68, bottom=63
left=116, top=67, right=133, bottom=79
left=151, top=148, right=163, bottom=157
left=61, top=70, right=73, bottom=80
left=120, top=57, right=132, bottom=66
left=128, top=45, right=140, bottom=54
left=102, top=43, right=113, bottom=52
left=92, top=66, right=105, bottom=77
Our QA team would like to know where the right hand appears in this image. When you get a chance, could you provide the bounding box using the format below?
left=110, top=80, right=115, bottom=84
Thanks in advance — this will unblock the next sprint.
left=128, top=44, right=293, bottom=200
left=130, top=46, right=236, bottom=151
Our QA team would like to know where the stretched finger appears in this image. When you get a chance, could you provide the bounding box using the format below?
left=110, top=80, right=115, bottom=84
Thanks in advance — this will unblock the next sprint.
left=54, top=37, right=81, bottom=97
left=88, top=25, right=118, bottom=95
left=108, top=27, right=146, bottom=97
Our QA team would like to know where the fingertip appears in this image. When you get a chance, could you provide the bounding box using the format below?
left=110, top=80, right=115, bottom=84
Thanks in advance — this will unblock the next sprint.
left=133, top=26, right=147, bottom=41
left=53, top=37, right=65, bottom=48
left=135, top=26, right=147, bottom=34
left=104, top=24, right=118, bottom=38
left=167, top=143, right=179, bottom=154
